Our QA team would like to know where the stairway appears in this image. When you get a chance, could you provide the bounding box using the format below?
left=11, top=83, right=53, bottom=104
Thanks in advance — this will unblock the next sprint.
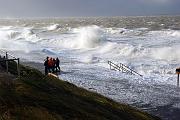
left=108, top=61, right=143, bottom=77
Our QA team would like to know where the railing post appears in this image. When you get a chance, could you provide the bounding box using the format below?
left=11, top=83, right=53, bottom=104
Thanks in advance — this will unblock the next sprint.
left=5, top=52, right=8, bottom=73
left=176, top=68, right=180, bottom=87
left=110, top=62, right=111, bottom=70
left=17, top=58, right=20, bottom=78
left=119, top=63, right=121, bottom=71
left=177, top=74, right=179, bottom=87
left=122, top=64, right=124, bottom=73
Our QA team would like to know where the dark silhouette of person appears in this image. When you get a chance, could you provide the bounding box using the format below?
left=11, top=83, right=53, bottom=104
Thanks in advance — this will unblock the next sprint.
left=55, top=57, right=60, bottom=73
left=52, top=58, right=56, bottom=73
left=44, top=56, right=49, bottom=75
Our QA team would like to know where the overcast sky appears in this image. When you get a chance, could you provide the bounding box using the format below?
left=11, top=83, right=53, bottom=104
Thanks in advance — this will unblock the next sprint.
left=0, top=0, right=179, bottom=17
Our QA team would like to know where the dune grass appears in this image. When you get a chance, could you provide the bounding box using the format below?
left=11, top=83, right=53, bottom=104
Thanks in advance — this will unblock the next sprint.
left=0, top=61, right=161, bottom=120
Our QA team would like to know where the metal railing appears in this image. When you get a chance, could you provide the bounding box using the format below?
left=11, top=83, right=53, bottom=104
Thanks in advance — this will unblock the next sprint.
left=108, top=60, right=143, bottom=77
left=0, top=50, right=20, bottom=77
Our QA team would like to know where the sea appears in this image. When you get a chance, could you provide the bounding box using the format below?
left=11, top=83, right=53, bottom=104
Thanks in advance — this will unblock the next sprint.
left=0, top=16, right=180, bottom=120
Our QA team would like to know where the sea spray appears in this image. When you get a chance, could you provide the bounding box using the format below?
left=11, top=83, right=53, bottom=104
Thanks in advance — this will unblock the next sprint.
left=46, top=25, right=106, bottom=49
left=73, top=25, right=105, bottom=49
left=47, top=24, right=61, bottom=31
left=0, top=28, right=40, bottom=52
left=150, top=46, right=180, bottom=62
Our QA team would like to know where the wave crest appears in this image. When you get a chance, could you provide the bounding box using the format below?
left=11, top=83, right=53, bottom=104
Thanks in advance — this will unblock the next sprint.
left=47, top=24, right=61, bottom=31
left=72, top=25, right=105, bottom=49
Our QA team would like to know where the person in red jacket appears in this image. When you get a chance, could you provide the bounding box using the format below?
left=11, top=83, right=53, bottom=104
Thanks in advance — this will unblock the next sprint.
left=48, top=57, right=54, bottom=73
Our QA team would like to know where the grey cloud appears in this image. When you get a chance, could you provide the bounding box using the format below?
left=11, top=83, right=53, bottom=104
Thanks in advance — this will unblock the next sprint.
left=0, top=0, right=179, bottom=17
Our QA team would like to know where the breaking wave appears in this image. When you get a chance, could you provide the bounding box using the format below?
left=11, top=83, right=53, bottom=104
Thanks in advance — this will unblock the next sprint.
left=47, top=24, right=61, bottom=31
left=73, top=25, right=105, bottom=48
left=0, top=27, right=40, bottom=52
left=50, top=25, right=106, bottom=49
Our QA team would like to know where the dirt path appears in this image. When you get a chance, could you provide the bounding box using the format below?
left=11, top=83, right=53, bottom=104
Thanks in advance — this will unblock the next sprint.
left=0, top=63, right=15, bottom=83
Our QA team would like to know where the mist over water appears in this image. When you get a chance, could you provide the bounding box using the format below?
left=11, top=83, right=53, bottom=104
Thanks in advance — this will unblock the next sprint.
left=0, top=16, right=180, bottom=119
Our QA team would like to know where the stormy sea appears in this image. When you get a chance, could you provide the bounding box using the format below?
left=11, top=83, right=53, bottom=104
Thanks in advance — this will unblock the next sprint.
left=0, top=16, right=180, bottom=120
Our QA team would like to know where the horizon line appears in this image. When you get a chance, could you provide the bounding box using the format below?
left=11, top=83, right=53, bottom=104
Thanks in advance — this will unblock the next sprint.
left=0, top=14, right=179, bottom=19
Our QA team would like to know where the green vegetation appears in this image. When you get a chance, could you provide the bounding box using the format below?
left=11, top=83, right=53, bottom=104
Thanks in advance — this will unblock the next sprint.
left=0, top=61, right=160, bottom=120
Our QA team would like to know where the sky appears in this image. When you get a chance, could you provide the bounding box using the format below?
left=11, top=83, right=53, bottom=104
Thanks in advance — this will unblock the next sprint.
left=0, top=0, right=179, bottom=17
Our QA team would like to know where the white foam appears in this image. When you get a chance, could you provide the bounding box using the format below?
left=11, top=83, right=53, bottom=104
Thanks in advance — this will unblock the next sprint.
left=49, top=25, right=106, bottom=49
left=150, top=46, right=180, bottom=62
left=148, top=30, right=180, bottom=38
left=47, top=24, right=61, bottom=31
left=0, top=27, right=41, bottom=53
left=171, top=30, right=180, bottom=37
left=73, top=25, right=105, bottom=49
left=7, top=30, right=20, bottom=39
left=1, top=22, right=180, bottom=115
left=19, top=28, right=40, bottom=42
left=106, top=28, right=126, bottom=34
left=78, top=55, right=99, bottom=64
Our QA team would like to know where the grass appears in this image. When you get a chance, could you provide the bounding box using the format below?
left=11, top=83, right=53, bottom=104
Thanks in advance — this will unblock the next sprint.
left=0, top=61, right=161, bottom=120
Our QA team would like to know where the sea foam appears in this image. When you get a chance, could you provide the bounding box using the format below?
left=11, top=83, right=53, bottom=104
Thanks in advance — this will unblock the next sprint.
left=73, top=25, right=105, bottom=49
left=47, top=24, right=61, bottom=31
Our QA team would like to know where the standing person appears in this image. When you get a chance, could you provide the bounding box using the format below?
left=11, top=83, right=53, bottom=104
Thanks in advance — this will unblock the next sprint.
left=52, top=58, right=56, bottom=73
left=44, top=57, right=49, bottom=75
left=55, top=57, right=60, bottom=73
left=48, top=57, right=54, bottom=73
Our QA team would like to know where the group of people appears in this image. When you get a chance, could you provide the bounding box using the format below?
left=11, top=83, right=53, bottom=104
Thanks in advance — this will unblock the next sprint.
left=44, top=57, right=60, bottom=75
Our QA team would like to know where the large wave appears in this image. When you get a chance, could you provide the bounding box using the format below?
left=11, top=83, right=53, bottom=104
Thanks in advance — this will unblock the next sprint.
left=74, top=25, right=105, bottom=48
left=48, top=25, right=106, bottom=49
left=0, top=27, right=41, bottom=52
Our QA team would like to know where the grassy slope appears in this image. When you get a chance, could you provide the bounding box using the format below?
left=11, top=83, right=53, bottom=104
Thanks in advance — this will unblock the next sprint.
left=0, top=61, right=160, bottom=120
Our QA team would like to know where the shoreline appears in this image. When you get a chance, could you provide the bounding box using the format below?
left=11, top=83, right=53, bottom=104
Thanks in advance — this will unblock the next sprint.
left=0, top=60, right=160, bottom=120
left=22, top=61, right=180, bottom=120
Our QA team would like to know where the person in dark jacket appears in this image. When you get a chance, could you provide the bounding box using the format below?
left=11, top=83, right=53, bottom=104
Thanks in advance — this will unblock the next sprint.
left=52, top=58, right=56, bottom=73
left=55, top=57, right=60, bottom=73
left=44, top=56, right=49, bottom=75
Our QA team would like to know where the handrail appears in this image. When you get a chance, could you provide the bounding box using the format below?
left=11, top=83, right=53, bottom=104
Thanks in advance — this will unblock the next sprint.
left=119, top=63, right=143, bottom=77
left=0, top=49, right=20, bottom=77
left=0, top=58, right=19, bottom=62
left=0, top=49, right=16, bottom=59
left=108, top=61, right=143, bottom=77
